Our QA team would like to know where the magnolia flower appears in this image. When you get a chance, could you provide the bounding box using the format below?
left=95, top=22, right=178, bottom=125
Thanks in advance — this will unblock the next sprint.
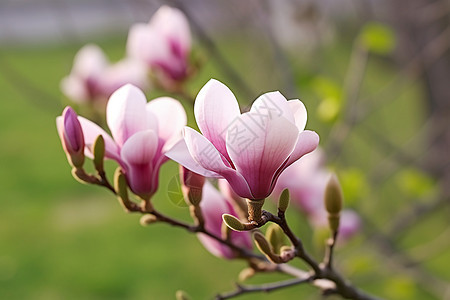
left=167, top=79, right=319, bottom=200
left=126, top=6, right=191, bottom=82
left=57, top=84, right=186, bottom=199
left=197, top=181, right=252, bottom=259
left=274, top=149, right=361, bottom=241
left=61, top=44, right=148, bottom=103
left=273, top=149, right=329, bottom=214
left=56, top=106, right=85, bottom=168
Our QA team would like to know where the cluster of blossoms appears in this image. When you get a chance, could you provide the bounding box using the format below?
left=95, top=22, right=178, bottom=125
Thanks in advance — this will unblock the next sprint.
left=57, top=4, right=358, bottom=266
left=61, top=6, right=192, bottom=104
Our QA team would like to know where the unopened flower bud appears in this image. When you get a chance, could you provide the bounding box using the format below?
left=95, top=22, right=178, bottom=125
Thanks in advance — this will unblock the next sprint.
left=175, top=290, right=191, bottom=300
left=222, top=214, right=246, bottom=231
left=57, top=106, right=85, bottom=168
left=266, top=224, right=287, bottom=255
left=140, top=214, right=158, bottom=226
left=180, top=166, right=205, bottom=206
left=114, top=167, right=137, bottom=212
left=324, top=174, right=343, bottom=215
left=253, top=232, right=282, bottom=263
left=92, top=135, right=105, bottom=174
left=278, top=189, right=290, bottom=213
left=238, top=267, right=256, bottom=281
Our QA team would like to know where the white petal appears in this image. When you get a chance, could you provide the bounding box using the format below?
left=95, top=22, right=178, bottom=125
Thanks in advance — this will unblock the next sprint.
left=288, top=99, right=307, bottom=131
left=147, top=97, right=187, bottom=152
left=106, top=84, right=153, bottom=147
left=194, top=79, right=241, bottom=162
left=226, top=113, right=298, bottom=199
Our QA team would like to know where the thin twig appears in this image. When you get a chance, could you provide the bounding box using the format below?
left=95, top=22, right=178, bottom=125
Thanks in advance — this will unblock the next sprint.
left=215, top=276, right=313, bottom=300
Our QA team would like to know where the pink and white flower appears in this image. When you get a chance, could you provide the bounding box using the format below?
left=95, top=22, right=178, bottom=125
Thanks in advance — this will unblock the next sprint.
left=61, top=44, right=148, bottom=103
left=57, top=84, right=186, bottom=199
left=198, top=181, right=252, bottom=259
left=274, top=149, right=361, bottom=242
left=167, top=79, right=319, bottom=200
left=126, top=6, right=191, bottom=82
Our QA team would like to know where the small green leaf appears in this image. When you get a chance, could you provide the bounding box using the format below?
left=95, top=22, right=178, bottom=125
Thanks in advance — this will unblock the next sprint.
left=222, top=214, right=246, bottom=231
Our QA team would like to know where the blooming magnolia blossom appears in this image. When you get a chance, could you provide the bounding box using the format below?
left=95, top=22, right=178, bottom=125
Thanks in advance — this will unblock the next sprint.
left=61, top=44, right=148, bottom=103
left=57, top=84, right=186, bottom=199
left=197, top=181, right=252, bottom=259
left=126, top=6, right=191, bottom=82
left=273, top=149, right=360, bottom=241
left=167, top=79, right=319, bottom=200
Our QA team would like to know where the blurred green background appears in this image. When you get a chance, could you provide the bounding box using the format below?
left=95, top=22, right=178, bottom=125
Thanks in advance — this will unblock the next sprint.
left=0, top=1, right=449, bottom=299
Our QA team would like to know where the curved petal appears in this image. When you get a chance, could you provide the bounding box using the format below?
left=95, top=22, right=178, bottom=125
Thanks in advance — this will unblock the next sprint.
left=126, top=23, right=170, bottom=66
left=106, top=84, right=154, bottom=147
left=72, top=44, right=108, bottom=78
left=165, top=139, right=221, bottom=178
left=197, top=182, right=252, bottom=259
left=184, top=127, right=253, bottom=198
left=197, top=182, right=235, bottom=259
left=147, top=97, right=187, bottom=151
left=250, top=91, right=294, bottom=125
left=288, top=99, right=307, bottom=131
left=226, top=113, right=298, bottom=199
left=120, top=130, right=159, bottom=197
left=194, top=79, right=241, bottom=163
left=284, top=130, right=320, bottom=168
left=77, top=116, right=120, bottom=162
left=150, top=6, right=191, bottom=55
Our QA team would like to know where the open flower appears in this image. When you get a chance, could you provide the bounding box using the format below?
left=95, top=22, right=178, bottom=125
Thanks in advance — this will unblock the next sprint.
left=61, top=44, right=148, bottom=103
left=57, top=84, right=186, bottom=199
left=126, top=6, right=191, bottom=83
left=167, top=79, right=319, bottom=200
left=197, top=181, right=252, bottom=259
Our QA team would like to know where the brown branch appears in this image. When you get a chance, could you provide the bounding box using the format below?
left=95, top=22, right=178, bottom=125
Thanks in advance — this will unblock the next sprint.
left=215, top=276, right=313, bottom=300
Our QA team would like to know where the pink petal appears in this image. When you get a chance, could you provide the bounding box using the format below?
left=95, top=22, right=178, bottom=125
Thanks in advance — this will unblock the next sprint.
left=197, top=182, right=252, bottom=259
left=100, top=58, right=149, bottom=97
left=194, top=79, right=241, bottom=163
left=250, top=91, right=295, bottom=125
left=126, top=23, right=171, bottom=66
left=106, top=84, right=154, bottom=147
left=184, top=127, right=253, bottom=198
left=165, top=139, right=221, bottom=178
left=120, top=130, right=159, bottom=197
left=287, top=99, right=307, bottom=131
left=150, top=6, right=191, bottom=55
left=147, top=97, right=187, bottom=152
left=226, top=113, right=299, bottom=199
left=72, top=44, right=108, bottom=78
left=284, top=130, right=320, bottom=168
left=77, top=116, right=120, bottom=162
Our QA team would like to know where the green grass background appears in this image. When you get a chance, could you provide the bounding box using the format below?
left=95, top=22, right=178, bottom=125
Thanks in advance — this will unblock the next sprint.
left=0, top=34, right=448, bottom=300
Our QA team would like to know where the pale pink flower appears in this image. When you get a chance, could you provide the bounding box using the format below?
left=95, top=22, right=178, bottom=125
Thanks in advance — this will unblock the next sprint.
left=61, top=44, right=148, bottom=103
left=57, top=84, right=186, bottom=199
left=167, top=79, right=319, bottom=200
left=126, top=6, right=191, bottom=82
left=274, top=149, right=361, bottom=241
left=273, top=149, right=329, bottom=214
left=197, top=181, right=252, bottom=259
left=56, top=106, right=85, bottom=168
